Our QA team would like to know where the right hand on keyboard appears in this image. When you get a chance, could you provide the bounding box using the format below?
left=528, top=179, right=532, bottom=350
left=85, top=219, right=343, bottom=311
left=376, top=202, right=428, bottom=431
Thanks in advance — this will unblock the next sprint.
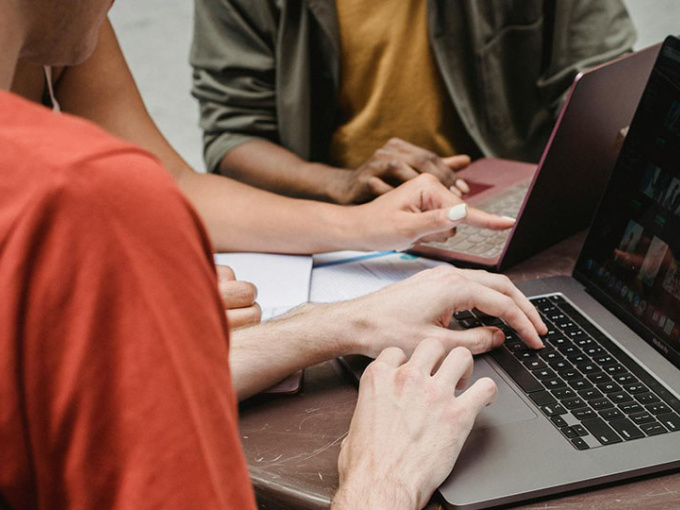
left=337, top=265, right=547, bottom=359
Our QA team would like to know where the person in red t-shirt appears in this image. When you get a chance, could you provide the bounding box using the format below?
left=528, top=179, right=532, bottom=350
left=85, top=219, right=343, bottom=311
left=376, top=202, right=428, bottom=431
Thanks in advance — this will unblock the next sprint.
left=0, top=2, right=546, bottom=509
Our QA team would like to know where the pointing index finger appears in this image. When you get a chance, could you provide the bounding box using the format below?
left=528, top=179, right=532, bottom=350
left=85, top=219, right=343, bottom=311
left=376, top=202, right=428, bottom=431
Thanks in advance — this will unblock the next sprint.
left=464, top=207, right=516, bottom=231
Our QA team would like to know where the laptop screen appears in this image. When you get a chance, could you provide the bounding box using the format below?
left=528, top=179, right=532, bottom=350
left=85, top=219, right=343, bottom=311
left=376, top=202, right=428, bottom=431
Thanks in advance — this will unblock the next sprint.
left=575, top=36, right=680, bottom=366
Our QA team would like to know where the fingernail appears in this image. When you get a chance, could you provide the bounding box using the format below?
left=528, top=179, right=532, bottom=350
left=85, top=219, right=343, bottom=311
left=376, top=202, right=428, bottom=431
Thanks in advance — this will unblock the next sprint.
left=494, top=330, right=505, bottom=345
left=448, top=203, right=467, bottom=221
left=455, top=179, right=470, bottom=194
left=501, top=216, right=516, bottom=223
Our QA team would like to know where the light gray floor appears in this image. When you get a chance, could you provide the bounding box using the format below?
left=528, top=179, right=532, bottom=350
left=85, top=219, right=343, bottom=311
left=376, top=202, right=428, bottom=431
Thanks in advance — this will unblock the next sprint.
left=109, top=0, right=680, bottom=173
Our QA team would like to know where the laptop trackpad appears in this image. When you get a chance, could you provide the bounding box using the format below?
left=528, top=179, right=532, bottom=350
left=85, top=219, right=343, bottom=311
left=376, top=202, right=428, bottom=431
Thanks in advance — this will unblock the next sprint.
left=465, top=357, right=537, bottom=429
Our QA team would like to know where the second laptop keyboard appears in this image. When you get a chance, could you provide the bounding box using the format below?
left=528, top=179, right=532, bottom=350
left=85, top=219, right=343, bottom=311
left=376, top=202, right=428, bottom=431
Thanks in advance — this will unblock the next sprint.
left=453, top=294, right=680, bottom=450
left=425, top=181, right=530, bottom=259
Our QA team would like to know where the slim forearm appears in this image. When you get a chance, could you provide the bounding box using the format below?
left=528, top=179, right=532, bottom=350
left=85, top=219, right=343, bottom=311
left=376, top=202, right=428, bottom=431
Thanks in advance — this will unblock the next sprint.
left=177, top=169, right=366, bottom=253
left=220, top=139, right=351, bottom=203
left=229, top=302, right=366, bottom=401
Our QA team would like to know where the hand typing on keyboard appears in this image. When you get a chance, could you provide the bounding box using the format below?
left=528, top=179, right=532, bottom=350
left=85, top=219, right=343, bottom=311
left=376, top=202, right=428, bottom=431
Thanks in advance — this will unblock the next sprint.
left=337, top=265, right=546, bottom=359
left=334, top=341, right=497, bottom=510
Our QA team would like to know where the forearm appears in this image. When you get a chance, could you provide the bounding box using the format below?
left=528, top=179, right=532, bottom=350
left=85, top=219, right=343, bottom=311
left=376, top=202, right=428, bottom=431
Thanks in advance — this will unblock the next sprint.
left=229, top=302, right=366, bottom=400
left=220, top=139, right=352, bottom=203
left=178, top=169, right=368, bottom=253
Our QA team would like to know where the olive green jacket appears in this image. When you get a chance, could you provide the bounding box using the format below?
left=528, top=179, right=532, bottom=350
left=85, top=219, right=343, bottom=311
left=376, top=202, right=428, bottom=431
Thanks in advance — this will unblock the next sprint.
left=191, top=0, right=636, bottom=172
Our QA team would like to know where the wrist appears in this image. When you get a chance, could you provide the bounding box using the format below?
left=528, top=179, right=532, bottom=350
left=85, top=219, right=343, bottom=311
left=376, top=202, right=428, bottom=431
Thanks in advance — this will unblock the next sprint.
left=332, top=203, right=376, bottom=252
left=307, top=198, right=374, bottom=253
left=327, top=296, right=383, bottom=356
left=275, top=302, right=367, bottom=359
left=332, top=473, right=418, bottom=510
left=284, top=300, right=376, bottom=358
left=305, top=162, right=352, bottom=204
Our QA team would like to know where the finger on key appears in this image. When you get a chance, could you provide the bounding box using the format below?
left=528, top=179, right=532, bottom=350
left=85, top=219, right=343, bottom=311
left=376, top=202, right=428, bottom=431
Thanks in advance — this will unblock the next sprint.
left=456, top=281, right=543, bottom=349
left=458, top=270, right=547, bottom=336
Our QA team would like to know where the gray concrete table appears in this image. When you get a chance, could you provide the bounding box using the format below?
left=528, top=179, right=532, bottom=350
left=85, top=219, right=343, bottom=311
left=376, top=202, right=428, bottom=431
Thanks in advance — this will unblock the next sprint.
left=239, top=233, right=680, bottom=509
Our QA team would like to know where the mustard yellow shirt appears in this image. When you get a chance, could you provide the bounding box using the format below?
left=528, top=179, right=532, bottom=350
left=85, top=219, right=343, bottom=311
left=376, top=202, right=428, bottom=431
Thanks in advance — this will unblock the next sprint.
left=329, top=0, right=460, bottom=170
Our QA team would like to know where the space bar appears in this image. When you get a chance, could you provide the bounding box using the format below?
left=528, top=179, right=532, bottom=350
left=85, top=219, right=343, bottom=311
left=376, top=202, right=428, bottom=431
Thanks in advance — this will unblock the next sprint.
left=489, top=348, right=542, bottom=393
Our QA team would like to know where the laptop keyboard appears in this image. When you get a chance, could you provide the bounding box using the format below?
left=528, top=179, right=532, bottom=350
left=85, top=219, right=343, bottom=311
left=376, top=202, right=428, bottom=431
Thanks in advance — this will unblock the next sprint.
left=453, top=294, right=680, bottom=450
left=425, top=181, right=530, bottom=259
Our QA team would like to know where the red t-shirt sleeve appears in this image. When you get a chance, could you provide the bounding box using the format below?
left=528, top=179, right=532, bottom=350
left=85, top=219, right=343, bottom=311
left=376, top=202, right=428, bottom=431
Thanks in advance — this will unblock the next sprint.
left=0, top=144, right=256, bottom=509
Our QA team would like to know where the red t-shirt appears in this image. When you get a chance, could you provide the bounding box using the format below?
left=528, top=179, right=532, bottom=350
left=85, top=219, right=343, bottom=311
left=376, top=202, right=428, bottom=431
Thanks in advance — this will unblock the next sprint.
left=0, top=91, right=256, bottom=510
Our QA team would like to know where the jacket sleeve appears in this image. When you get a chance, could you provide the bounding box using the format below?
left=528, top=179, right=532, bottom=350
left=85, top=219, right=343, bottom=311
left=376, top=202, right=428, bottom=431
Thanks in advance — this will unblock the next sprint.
left=191, top=0, right=279, bottom=173
left=541, top=0, right=637, bottom=115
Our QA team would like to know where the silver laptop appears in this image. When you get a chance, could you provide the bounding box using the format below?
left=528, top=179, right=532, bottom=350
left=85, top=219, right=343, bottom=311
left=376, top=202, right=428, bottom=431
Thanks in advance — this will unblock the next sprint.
left=409, top=44, right=660, bottom=271
left=342, top=36, right=680, bottom=509
left=439, top=36, right=680, bottom=508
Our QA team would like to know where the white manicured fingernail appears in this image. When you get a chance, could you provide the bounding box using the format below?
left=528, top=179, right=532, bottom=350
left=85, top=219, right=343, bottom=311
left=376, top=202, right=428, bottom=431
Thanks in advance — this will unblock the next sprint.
left=455, top=179, right=470, bottom=194
left=501, top=216, right=516, bottom=222
left=448, top=203, right=467, bottom=221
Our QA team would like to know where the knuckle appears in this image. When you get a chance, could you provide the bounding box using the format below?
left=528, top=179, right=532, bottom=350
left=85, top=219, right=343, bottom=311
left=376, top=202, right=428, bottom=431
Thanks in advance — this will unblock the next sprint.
left=415, top=153, right=431, bottom=166
left=396, top=365, right=423, bottom=386
left=244, top=282, right=258, bottom=301
left=423, top=382, right=446, bottom=404
left=383, top=346, right=405, bottom=358
left=217, top=265, right=236, bottom=281
left=470, top=331, right=495, bottom=353
left=417, top=172, right=439, bottom=186
left=479, top=377, right=499, bottom=396
left=443, top=268, right=466, bottom=286
left=452, top=346, right=473, bottom=365
left=425, top=151, right=439, bottom=164
left=421, top=337, right=445, bottom=352
left=495, top=273, right=513, bottom=290
left=458, top=284, right=479, bottom=310
left=387, top=137, right=404, bottom=147
left=420, top=338, right=447, bottom=360
left=473, top=268, right=490, bottom=277
left=498, top=293, right=515, bottom=309
left=432, top=265, right=455, bottom=276
left=475, top=377, right=499, bottom=404
left=365, top=175, right=380, bottom=189
left=372, top=347, right=405, bottom=371
left=379, top=160, right=397, bottom=172
left=428, top=265, right=461, bottom=285
left=362, top=360, right=383, bottom=380
left=367, top=160, right=382, bottom=172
